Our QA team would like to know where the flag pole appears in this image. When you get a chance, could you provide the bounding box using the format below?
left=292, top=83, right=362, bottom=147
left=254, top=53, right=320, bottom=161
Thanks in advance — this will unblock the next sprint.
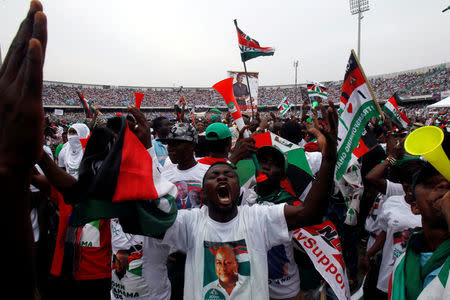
left=351, top=49, right=384, bottom=119
left=234, top=19, right=255, bottom=119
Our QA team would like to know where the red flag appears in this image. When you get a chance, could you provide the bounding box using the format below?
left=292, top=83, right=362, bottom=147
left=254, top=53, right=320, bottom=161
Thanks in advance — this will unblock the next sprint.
left=134, top=92, right=145, bottom=109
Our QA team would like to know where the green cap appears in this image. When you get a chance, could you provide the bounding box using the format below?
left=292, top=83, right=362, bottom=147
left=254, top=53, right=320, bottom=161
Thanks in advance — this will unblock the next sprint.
left=205, top=123, right=232, bottom=141
left=312, top=101, right=319, bottom=109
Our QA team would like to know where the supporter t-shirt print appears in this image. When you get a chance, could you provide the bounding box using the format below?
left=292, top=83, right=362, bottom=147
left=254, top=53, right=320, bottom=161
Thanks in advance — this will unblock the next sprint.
left=173, top=180, right=202, bottom=209
left=203, top=240, right=250, bottom=300
left=79, top=220, right=101, bottom=248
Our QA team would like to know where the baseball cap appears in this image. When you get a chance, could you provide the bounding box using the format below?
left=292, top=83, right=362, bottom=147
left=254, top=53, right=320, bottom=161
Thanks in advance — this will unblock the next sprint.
left=205, top=123, right=232, bottom=141
left=160, top=122, right=198, bottom=144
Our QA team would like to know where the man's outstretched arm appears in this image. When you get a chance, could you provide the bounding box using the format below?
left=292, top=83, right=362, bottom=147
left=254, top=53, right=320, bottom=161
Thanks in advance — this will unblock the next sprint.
left=284, top=100, right=338, bottom=230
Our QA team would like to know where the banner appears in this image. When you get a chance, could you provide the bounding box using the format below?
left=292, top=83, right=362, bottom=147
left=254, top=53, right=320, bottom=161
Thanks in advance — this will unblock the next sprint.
left=292, top=220, right=350, bottom=300
left=54, top=109, right=64, bottom=116
left=227, top=71, right=259, bottom=114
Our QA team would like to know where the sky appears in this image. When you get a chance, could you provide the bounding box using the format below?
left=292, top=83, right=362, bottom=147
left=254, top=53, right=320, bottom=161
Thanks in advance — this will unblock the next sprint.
left=1, top=0, right=449, bottom=87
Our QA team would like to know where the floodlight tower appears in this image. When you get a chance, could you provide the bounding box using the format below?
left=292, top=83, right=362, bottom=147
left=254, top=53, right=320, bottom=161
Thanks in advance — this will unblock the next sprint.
left=349, top=0, right=370, bottom=61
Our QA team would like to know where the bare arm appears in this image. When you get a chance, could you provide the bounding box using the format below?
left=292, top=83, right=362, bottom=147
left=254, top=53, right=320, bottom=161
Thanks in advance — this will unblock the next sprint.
left=284, top=100, right=338, bottom=229
left=0, top=1, right=47, bottom=298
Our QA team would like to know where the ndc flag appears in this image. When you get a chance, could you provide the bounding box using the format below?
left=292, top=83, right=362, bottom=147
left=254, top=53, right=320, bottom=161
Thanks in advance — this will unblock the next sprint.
left=336, top=51, right=380, bottom=180
left=277, top=97, right=292, bottom=116
left=76, top=91, right=95, bottom=119
left=382, top=93, right=410, bottom=128
left=70, top=117, right=178, bottom=237
left=307, top=83, right=328, bottom=99
left=235, top=131, right=313, bottom=199
left=234, top=19, right=275, bottom=62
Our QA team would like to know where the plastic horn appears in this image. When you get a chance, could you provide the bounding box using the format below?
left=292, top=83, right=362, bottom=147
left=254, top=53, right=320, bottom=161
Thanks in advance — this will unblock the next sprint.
left=404, top=126, right=450, bottom=180
left=213, top=78, right=260, bottom=171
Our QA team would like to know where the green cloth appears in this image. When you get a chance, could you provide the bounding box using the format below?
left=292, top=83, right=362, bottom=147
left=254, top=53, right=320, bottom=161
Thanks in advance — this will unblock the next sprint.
left=404, top=235, right=450, bottom=299
left=256, top=187, right=294, bottom=205
left=55, top=143, right=64, bottom=159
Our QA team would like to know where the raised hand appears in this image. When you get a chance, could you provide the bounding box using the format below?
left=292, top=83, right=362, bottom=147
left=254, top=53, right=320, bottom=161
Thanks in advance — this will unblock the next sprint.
left=128, top=105, right=152, bottom=149
left=229, top=126, right=257, bottom=165
left=307, top=100, right=338, bottom=160
left=0, top=0, right=47, bottom=169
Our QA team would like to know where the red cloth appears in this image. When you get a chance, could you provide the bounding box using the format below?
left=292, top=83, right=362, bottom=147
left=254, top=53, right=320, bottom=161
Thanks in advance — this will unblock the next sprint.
left=49, top=186, right=72, bottom=277
left=74, top=219, right=111, bottom=280
left=197, top=157, right=228, bottom=166
left=49, top=186, right=111, bottom=280
left=304, top=142, right=319, bottom=152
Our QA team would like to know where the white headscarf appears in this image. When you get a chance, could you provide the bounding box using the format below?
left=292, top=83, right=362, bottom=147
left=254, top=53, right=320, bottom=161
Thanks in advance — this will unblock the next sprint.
left=64, top=123, right=90, bottom=179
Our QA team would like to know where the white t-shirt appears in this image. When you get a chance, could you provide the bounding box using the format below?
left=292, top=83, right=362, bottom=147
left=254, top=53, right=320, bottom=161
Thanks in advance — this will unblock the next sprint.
left=365, top=180, right=404, bottom=250
left=110, top=219, right=151, bottom=300
left=162, top=204, right=290, bottom=300
left=376, top=195, right=422, bottom=292
left=30, top=145, right=54, bottom=242
left=161, top=162, right=209, bottom=209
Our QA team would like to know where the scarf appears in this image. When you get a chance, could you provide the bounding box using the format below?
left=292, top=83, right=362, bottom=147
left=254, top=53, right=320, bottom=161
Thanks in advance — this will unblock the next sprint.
left=402, top=233, right=450, bottom=299
left=256, top=187, right=294, bottom=205
left=65, top=123, right=90, bottom=178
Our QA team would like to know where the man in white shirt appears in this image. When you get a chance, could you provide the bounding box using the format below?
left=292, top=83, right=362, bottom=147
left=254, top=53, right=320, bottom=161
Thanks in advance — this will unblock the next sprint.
left=158, top=104, right=339, bottom=299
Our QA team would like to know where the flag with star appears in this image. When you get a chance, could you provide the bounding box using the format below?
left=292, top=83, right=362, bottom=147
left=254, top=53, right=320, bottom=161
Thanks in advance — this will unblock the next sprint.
left=234, top=20, right=275, bottom=62
left=335, top=50, right=381, bottom=179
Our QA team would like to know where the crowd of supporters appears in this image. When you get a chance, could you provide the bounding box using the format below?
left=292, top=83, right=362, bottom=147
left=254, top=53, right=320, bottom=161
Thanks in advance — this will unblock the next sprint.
left=2, top=3, right=450, bottom=300
left=42, top=66, right=450, bottom=107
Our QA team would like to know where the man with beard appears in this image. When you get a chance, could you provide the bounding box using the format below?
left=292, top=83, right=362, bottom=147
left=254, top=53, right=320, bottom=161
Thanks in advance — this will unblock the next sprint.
left=254, top=146, right=303, bottom=300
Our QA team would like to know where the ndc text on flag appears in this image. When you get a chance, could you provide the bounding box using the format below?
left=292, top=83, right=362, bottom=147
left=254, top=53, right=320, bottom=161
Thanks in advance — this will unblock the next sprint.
left=336, top=102, right=378, bottom=178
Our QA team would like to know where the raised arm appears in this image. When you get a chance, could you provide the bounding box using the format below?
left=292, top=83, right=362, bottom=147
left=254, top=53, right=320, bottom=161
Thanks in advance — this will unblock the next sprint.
left=284, top=100, right=338, bottom=230
left=365, top=118, right=403, bottom=193
left=0, top=1, right=47, bottom=298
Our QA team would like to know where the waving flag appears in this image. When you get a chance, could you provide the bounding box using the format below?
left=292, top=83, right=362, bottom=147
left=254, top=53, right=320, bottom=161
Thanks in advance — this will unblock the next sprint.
left=71, top=117, right=178, bottom=237
left=335, top=50, right=381, bottom=179
left=235, top=132, right=313, bottom=198
left=76, top=91, right=95, bottom=118
left=277, top=97, right=292, bottom=116
left=307, top=83, right=328, bottom=99
left=382, top=93, right=410, bottom=128
left=234, top=20, right=275, bottom=62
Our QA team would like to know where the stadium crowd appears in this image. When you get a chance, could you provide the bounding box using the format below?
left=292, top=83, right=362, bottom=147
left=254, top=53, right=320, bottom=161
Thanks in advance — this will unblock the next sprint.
left=2, top=2, right=450, bottom=300
left=42, top=66, right=450, bottom=108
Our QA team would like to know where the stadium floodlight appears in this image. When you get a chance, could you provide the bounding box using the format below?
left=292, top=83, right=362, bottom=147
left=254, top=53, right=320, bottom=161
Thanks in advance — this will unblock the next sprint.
left=349, top=0, right=369, bottom=15
left=349, top=0, right=370, bottom=61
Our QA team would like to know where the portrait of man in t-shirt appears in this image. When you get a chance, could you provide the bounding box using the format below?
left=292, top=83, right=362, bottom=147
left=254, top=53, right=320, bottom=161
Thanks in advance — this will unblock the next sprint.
left=215, top=245, right=238, bottom=295
left=233, top=73, right=249, bottom=107
left=203, top=240, right=249, bottom=299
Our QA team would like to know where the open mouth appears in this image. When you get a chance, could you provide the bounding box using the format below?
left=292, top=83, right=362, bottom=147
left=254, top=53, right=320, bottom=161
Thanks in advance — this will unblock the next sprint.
left=216, top=184, right=231, bottom=204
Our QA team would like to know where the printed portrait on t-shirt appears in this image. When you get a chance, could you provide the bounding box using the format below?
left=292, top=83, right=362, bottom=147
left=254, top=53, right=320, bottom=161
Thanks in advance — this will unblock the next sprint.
left=173, top=180, right=202, bottom=209
left=203, top=240, right=250, bottom=300
left=392, top=227, right=421, bottom=262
